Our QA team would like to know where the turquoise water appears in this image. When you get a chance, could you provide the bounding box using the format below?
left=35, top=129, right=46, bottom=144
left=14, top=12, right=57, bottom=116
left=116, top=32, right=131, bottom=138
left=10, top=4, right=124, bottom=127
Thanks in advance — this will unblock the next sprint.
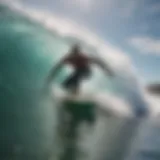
left=0, top=5, right=59, bottom=159
left=1, top=4, right=159, bottom=160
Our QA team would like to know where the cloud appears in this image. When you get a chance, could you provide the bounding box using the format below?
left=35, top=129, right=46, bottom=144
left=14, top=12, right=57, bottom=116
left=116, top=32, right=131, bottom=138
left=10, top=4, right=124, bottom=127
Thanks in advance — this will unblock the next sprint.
left=129, top=37, right=160, bottom=55
left=68, top=0, right=94, bottom=12
left=146, top=2, right=160, bottom=15
left=117, top=0, right=137, bottom=19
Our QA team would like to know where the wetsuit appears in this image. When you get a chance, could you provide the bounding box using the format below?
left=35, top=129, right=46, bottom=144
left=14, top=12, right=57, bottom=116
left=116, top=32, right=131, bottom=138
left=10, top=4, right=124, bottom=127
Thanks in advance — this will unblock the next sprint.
left=62, top=53, right=91, bottom=90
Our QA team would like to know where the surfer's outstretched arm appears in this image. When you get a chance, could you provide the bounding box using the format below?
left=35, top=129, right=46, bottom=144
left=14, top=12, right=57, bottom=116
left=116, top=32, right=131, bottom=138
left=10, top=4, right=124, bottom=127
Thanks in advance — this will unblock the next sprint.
left=90, top=58, right=114, bottom=77
left=47, top=62, right=62, bottom=81
left=46, top=57, right=66, bottom=84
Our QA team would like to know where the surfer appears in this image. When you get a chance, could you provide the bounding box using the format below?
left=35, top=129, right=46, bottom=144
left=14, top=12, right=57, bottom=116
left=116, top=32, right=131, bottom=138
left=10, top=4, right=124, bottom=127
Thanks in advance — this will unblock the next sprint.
left=46, top=44, right=114, bottom=93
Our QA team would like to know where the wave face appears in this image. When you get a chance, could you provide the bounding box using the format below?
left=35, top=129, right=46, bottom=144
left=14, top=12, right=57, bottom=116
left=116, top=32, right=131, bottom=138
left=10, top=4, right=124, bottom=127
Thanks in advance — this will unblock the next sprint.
left=0, top=4, right=155, bottom=160
left=0, top=5, right=60, bottom=159
left=0, top=4, right=148, bottom=115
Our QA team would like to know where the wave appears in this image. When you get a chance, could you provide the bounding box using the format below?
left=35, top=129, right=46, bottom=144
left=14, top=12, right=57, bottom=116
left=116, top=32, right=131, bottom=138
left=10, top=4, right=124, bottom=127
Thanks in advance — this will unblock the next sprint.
left=0, top=3, right=160, bottom=160
left=0, top=3, right=150, bottom=117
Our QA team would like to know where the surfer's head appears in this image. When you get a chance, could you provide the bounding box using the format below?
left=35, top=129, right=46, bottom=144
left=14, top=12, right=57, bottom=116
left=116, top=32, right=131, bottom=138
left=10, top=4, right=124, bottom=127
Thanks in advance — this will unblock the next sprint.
left=71, top=44, right=81, bottom=55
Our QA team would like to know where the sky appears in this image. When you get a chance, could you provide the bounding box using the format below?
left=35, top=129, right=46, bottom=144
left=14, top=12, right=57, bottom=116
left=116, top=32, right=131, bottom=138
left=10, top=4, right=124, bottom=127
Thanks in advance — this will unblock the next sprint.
left=3, top=0, right=160, bottom=85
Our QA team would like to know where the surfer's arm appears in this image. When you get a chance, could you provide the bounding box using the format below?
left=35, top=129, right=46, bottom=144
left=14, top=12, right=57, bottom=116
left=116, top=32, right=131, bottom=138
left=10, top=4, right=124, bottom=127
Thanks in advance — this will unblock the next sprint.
left=46, top=62, right=62, bottom=84
left=47, top=56, right=69, bottom=83
left=90, top=58, right=114, bottom=77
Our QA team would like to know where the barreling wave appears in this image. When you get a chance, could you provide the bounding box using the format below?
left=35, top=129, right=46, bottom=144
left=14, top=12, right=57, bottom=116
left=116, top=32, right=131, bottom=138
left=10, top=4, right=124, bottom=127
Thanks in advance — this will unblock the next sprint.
left=1, top=3, right=160, bottom=160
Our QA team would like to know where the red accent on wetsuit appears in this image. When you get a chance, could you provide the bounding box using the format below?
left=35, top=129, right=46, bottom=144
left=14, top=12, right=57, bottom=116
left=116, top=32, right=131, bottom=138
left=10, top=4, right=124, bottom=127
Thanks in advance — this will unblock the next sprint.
left=64, top=54, right=90, bottom=69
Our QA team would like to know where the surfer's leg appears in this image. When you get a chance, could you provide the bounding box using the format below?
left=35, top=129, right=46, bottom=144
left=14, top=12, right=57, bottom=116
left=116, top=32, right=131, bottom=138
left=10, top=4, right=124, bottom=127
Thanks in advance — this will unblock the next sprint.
left=62, top=71, right=82, bottom=93
left=62, top=72, right=78, bottom=89
left=62, top=76, right=73, bottom=89
left=71, top=71, right=81, bottom=93
left=71, top=68, right=91, bottom=93
left=62, top=68, right=91, bottom=93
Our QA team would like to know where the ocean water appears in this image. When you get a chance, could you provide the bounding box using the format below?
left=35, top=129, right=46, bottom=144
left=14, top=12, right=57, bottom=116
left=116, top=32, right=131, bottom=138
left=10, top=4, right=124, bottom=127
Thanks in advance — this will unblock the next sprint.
left=0, top=4, right=160, bottom=160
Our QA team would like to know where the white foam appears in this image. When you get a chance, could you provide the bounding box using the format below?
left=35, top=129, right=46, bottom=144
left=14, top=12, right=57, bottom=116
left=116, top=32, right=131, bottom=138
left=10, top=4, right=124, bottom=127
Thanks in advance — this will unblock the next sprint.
left=144, top=92, right=160, bottom=117
left=51, top=86, right=134, bottom=118
left=51, top=85, right=94, bottom=102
